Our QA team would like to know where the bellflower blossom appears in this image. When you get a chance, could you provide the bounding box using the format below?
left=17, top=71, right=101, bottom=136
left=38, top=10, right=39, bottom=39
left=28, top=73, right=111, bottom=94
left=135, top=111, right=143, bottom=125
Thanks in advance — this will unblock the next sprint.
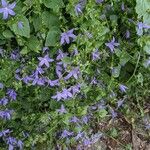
left=119, top=84, right=128, bottom=93
left=137, top=22, right=150, bottom=36
left=38, top=54, right=54, bottom=68
left=71, top=84, right=80, bottom=95
left=56, top=49, right=68, bottom=60
left=109, top=108, right=117, bottom=119
left=61, top=130, right=73, bottom=138
left=96, top=0, right=104, bottom=4
left=60, top=29, right=76, bottom=45
left=0, top=110, right=13, bottom=120
left=51, top=91, right=63, bottom=101
left=47, top=79, right=60, bottom=87
left=75, top=0, right=86, bottom=16
left=0, top=0, right=16, bottom=19
left=64, top=67, right=80, bottom=80
left=0, top=129, right=10, bottom=137
left=56, top=64, right=63, bottom=78
left=61, top=88, right=73, bottom=99
left=70, top=116, right=80, bottom=123
left=7, top=89, right=17, bottom=100
left=105, top=37, right=120, bottom=53
left=117, top=99, right=124, bottom=109
left=92, top=49, right=100, bottom=61
left=0, top=97, right=8, bottom=106
left=125, top=30, right=130, bottom=39
left=75, top=131, right=84, bottom=140
left=57, top=104, right=67, bottom=114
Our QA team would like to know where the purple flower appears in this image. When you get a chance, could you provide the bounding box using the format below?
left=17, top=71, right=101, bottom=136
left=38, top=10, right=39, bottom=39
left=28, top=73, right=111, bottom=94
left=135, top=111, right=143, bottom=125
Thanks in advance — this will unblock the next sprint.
left=17, top=140, right=23, bottom=149
left=71, top=84, right=80, bottom=95
left=90, top=77, right=98, bottom=85
left=75, top=131, right=84, bottom=140
left=64, top=67, right=80, bottom=80
left=8, top=144, right=14, bottom=150
left=57, top=104, right=67, bottom=114
left=47, top=79, right=60, bottom=87
left=38, top=54, right=54, bottom=68
left=7, top=89, right=17, bottom=100
left=72, top=48, right=79, bottom=56
left=56, top=49, right=68, bottom=60
left=0, top=110, right=13, bottom=120
left=32, top=77, right=45, bottom=86
left=61, top=130, right=73, bottom=138
left=92, top=49, right=100, bottom=61
left=0, top=97, right=8, bottom=106
left=51, top=91, right=63, bottom=101
left=83, top=138, right=91, bottom=146
left=137, top=22, right=150, bottom=36
left=109, top=108, right=117, bottom=119
left=145, top=124, right=150, bottom=130
left=82, top=116, right=89, bottom=124
left=35, top=67, right=44, bottom=77
left=56, top=65, right=63, bottom=78
left=6, top=137, right=17, bottom=145
left=42, top=46, right=49, bottom=53
left=0, top=82, right=4, bottom=89
left=70, top=116, right=80, bottom=123
left=0, top=0, right=16, bottom=19
left=105, top=37, right=120, bottom=53
left=22, top=76, right=33, bottom=84
left=119, top=84, right=128, bottom=93
left=121, top=2, right=125, bottom=11
left=10, top=50, right=20, bottom=60
left=117, top=99, right=124, bottom=108
left=125, top=30, right=130, bottom=39
left=96, top=0, right=104, bottom=4
left=75, top=4, right=82, bottom=15
left=61, top=88, right=73, bottom=99
left=18, top=21, right=23, bottom=29
left=60, top=29, right=76, bottom=45
left=0, top=129, right=10, bottom=137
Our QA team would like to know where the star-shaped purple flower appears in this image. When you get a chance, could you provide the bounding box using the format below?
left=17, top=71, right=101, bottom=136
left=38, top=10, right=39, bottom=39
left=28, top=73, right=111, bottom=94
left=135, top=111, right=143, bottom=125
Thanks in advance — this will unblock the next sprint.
left=7, top=89, right=17, bottom=100
left=92, top=49, right=100, bottom=61
left=60, top=29, right=76, bottom=45
left=105, top=37, right=120, bottom=53
left=38, top=55, right=54, bottom=68
left=0, top=0, right=16, bottom=20
left=57, top=104, right=67, bottom=114
left=119, top=84, right=128, bottom=93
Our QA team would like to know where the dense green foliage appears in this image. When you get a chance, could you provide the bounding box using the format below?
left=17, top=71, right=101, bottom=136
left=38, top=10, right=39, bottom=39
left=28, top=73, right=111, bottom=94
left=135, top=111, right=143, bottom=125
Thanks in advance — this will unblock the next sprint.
left=0, top=0, right=150, bottom=149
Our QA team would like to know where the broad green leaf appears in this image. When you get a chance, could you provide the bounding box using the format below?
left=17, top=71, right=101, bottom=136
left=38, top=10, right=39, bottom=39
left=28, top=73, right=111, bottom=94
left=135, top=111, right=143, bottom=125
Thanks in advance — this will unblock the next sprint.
left=45, top=27, right=61, bottom=46
left=26, top=36, right=41, bottom=53
left=135, top=0, right=150, bottom=24
left=33, top=15, right=42, bottom=32
left=11, top=15, right=30, bottom=38
left=43, top=0, right=64, bottom=10
left=42, top=11, right=60, bottom=29
left=3, top=30, right=14, bottom=39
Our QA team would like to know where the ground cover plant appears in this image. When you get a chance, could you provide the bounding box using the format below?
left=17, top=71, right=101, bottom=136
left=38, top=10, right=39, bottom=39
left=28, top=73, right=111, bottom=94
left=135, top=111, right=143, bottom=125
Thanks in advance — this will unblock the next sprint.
left=0, top=0, right=150, bottom=149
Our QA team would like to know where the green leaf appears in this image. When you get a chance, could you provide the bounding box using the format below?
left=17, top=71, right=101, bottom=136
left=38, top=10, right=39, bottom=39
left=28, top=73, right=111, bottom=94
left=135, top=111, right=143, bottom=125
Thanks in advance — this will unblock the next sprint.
left=45, top=27, right=61, bottom=46
left=11, top=15, right=30, bottom=38
left=97, top=109, right=108, bottom=118
left=135, top=0, right=150, bottom=24
left=43, top=0, right=64, bottom=10
left=33, top=15, right=42, bottom=32
left=3, top=30, right=14, bottom=39
left=42, top=11, right=60, bottom=29
left=26, top=36, right=41, bottom=53
left=112, top=65, right=121, bottom=78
